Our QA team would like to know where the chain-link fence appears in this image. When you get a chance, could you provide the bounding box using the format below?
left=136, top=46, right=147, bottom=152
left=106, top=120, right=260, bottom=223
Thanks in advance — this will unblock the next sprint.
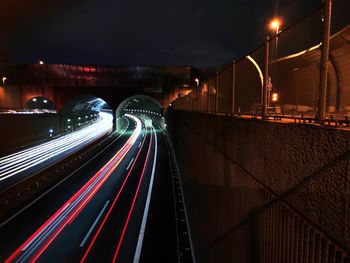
left=172, top=0, right=350, bottom=125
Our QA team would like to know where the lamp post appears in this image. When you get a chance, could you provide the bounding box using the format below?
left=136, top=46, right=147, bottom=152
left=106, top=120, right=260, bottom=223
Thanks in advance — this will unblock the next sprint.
left=2, top=77, right=7, bottom=109
left=318, top=0, right=332, bottom=123
left=268, top=18, right=282, bottom=109
left=195, top=78, right=199, bottom=87
left=195, top=78, right=200, bottom=110
left=270, top=18, right=282, bottom=59
left=270, top=19, right=281, bottom=35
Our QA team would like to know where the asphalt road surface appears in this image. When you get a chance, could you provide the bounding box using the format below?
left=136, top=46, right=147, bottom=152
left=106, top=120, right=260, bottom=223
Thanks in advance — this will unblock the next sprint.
left=0, top=114, right=178, bottom=263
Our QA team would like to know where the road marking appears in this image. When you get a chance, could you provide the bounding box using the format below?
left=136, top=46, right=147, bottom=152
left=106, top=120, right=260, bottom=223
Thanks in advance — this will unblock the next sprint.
left=80, top=117, right=146, bottom=263
left=126, top=158, right=135, bottom=171
left=112, top=126, right=153, bottom=263
left=0, top=119, right=129, bottom=228
left=133, top=127, right=158, bottom=263
left=80, top=200, right=110, bottom=248
left=5, top=117, right=141, bottom=262
left=138, top=142, right=142, bottom=148
left=21, top=202, right=71, bottom=252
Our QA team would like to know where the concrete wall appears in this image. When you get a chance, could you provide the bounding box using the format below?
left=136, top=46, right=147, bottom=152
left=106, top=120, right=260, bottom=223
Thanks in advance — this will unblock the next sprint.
left=0, top=114, right=61, bottom=156
left=166, top=110, right=350, bottom=262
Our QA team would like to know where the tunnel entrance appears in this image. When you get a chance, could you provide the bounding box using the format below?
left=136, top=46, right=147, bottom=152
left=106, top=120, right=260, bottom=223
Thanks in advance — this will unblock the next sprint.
left=116, top=95, right=164, bottom=130
left=25, top=96, right=56, bottom=112
left=61, top=95, right=113, bottom=133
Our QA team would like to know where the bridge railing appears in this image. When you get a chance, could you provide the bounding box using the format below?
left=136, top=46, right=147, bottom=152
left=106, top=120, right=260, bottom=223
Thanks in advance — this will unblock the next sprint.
left=172, top=0, right=350, bottom=126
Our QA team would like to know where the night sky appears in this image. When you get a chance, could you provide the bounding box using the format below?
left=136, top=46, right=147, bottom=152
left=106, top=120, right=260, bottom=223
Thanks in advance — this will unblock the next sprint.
left=0, top=0, right=321, bottom=66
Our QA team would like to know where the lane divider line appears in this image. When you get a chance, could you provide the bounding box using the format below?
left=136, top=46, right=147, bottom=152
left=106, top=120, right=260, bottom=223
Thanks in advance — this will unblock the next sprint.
left=80, top=121, right=147, bottom=263
left=112, top=127, right=153, bottom=263
left=80, top=200, right=110, bottom=248
left=133, top=126, right=158, bottom=263
left=4, top=116, right=140, bottom=263
left=126, top=158, right=135, bottom=171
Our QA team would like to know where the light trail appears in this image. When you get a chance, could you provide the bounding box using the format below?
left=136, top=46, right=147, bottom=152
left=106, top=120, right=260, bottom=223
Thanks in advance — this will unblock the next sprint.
left=133, top=127, right=157, bottom=263
left=80, top=121, right=147, bottom=263
left=0, top=112, right=113, bottom=181
left=112, top=126, right=153, bottom=263
left=5, top=114, right=142, bottom=263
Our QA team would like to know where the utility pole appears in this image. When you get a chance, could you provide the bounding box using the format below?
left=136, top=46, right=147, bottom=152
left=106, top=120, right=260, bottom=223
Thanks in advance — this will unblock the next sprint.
left=318, top=0, right=332, bottom=124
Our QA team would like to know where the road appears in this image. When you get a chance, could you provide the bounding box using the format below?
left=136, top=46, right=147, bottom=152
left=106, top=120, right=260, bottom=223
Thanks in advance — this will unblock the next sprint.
left=0, top=114, right=178, bottom=262
left=0, top=112, right=113, bottom=191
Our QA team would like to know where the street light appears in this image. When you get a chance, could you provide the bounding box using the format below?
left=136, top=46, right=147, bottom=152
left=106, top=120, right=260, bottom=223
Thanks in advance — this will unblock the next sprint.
left=267, top=18, right=282, bottom=110
left=195, top=78, right=199, bottom=87
left=269, top=18, right=282, bottom=55
left=39, top=60, right=44, bottom=65
left=270, top=18, right=281, bottom=35
left=2, top=77, right=7, bottom=108
left=271, top=92, right=279, bottom=102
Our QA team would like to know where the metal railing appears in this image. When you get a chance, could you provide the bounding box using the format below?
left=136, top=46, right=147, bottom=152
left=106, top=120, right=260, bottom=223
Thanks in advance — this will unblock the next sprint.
left=172, top=0, right=350, bottom=125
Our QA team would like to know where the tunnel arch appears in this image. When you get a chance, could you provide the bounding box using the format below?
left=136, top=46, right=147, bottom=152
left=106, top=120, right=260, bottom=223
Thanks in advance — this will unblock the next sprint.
left=25, top=96, right=56, bottom=111
left=60, top=95, right=113, bottom=132
left=116, top=95, right=164, bottom=129
left=61, top=95, right=112, bottom=114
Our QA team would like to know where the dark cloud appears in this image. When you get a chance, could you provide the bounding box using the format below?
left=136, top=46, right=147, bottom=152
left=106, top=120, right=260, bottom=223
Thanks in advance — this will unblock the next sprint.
left=2, top=0, right=321, bottom=66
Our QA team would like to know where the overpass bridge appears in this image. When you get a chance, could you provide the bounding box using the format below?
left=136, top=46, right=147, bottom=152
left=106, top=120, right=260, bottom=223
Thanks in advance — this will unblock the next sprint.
left=0, top=64, right=198, bottom=111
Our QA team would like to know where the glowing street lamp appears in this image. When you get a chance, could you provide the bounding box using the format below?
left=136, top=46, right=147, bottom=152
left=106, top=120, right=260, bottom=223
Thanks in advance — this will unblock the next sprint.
left=270, top=18, right=281, bottom=35
left=2, top=77, right=7, bottom=86
left=195, top=78, right=199, bottom=87
left=270, top=18, right=282, bottom=61
left=39, top=60, right=44, bottom=65
left=271, top=92, right=279, bottom=102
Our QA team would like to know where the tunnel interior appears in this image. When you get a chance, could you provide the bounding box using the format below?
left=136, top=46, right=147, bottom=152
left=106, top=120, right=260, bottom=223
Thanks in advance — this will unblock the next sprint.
left=60, top=95, right=112, bottom=132
left=25, top=96, right=56, bottom=112
left=116, top=95, right=164, bottom=129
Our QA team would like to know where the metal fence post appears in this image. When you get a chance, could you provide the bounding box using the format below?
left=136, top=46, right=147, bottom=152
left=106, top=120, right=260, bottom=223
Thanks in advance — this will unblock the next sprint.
left=216, top=72, right=219, bottom=113
left=200, top=85, right=203, bottom=111
left=191, top=89, right=194, bottom=111
left=208, top=80, right=211, bottom=112
left=262, top=36, right=270, bottom=119
left=232, top=60, right=236, bottom=114
left=318, top=0, right=332, bottom=124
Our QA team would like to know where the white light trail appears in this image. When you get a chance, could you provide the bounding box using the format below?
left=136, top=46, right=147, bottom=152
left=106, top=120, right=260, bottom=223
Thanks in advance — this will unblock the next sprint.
left=0, top=112, right=113, bottom=181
